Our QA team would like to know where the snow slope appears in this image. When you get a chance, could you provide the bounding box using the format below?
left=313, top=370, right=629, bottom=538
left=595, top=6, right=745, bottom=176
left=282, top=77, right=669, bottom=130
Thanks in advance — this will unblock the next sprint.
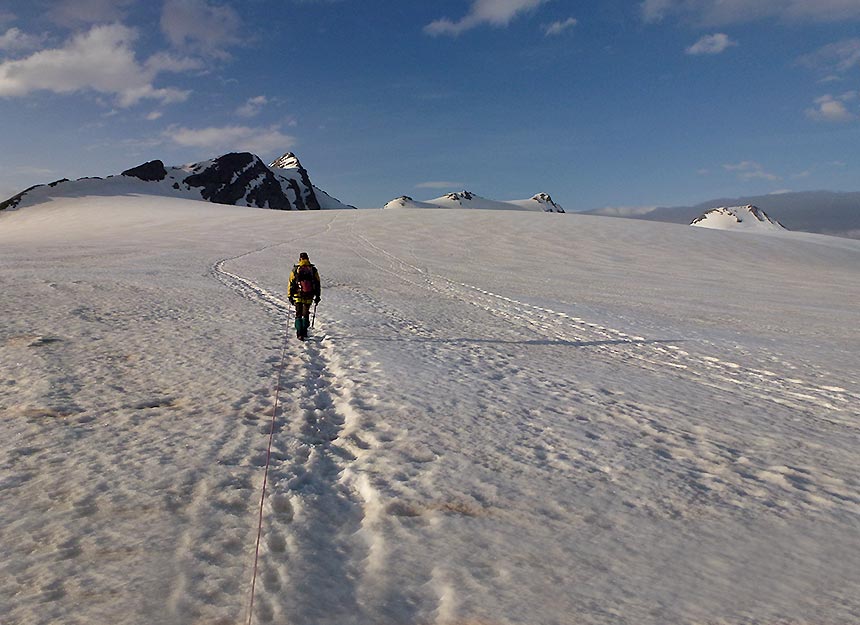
left=691, top=204, right=786, bottom=232
left=384, top=191, right=565, bottom=212
left=1, top=198, right=859, bottom=625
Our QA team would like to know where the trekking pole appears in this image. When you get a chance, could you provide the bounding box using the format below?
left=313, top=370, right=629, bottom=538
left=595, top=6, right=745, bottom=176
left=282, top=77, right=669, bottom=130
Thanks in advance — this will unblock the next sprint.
left=312, top=301, right=318, bottom=328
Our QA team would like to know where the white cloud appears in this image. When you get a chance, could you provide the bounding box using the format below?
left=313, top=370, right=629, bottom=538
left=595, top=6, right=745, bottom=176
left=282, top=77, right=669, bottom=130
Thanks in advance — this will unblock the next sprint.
left=425, top=0, right=549, bottom=37
left=47, top=0, right=135, bottom=27
left=236, top=95, right=268, bottom=118
left=415, top=181, right=466, bottom=189
left=164, top=124, right=297, bottom=155
left=161, top=0, right=242, bottom=58
left=145, top=51, right=204, bottom=74
left=0, top=24, right=194, bottom=107
left=641, top=0, right=674, bottom=23
left=544, top=17, right=578, bottom=36
left=799, top=38, right=860, bottom=75
left=0, top=27, right=47, bottom=52
left=805, top=92, right=857, bottom=122
left=686, top=33, right=737, bottom=55
left=723, top=160, right=781, bottom=181
left=641, top=0, right=860, bottom=25
left=146, top=110, right=163, bottom=120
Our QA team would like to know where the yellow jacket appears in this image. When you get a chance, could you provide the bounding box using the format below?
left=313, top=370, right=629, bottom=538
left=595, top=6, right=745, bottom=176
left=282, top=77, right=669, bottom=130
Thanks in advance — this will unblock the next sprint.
left=288, top=259, right=321, bottom=304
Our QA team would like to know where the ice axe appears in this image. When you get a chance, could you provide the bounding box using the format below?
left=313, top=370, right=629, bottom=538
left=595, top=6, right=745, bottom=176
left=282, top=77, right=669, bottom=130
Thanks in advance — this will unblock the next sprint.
left=312, top=300, right=318, bottom=328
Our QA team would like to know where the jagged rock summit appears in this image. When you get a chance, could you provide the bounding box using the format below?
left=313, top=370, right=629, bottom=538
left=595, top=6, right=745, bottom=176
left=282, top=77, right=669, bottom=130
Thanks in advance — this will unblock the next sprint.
left=383, top=190, right=565, bottom=212
left=691, top=205, right=786, bottom=232
left=2, top=151, right=354, bottom=212
left=269, top=152, right=303, bottom=170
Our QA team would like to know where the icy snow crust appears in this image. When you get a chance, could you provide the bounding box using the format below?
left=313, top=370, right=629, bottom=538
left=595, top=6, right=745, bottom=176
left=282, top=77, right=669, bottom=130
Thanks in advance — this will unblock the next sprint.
left=1, top=198, right=859, bottom=625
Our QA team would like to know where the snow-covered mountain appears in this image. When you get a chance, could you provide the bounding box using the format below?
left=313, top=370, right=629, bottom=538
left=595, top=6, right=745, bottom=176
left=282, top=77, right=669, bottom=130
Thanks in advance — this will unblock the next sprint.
left=384, top=190, right=565, bottom=212
left=0, top=151, right=355, bottom=212
left=268, top=152, right=355, bottom=210
left=690, top=205, right=786, bottom=232
left=584, top=190, right=860, bottom=239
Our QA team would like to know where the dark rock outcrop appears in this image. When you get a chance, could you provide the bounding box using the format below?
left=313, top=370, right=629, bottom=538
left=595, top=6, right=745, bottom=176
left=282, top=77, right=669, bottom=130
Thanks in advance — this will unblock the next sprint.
left=0, top=184, right=40, bottom=211
left=531, top=192, right=565, bottom=212
left=183, top=152, right=293, bottom=209
left=122, top=160, right=167, bottom=182
left=269, top=152, right=320, bottom=211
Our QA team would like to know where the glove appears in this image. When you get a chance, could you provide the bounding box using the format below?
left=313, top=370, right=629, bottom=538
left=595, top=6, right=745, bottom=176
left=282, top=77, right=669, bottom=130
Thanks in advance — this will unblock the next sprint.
left=314, top=296, right=321, bottom=304
left=288, top=296, right=295, bottom=305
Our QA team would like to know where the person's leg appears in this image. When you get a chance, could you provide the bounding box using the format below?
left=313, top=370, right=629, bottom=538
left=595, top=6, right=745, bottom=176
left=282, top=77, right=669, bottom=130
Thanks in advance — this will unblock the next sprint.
left=302, top=302, right=312, bottom=337
left=294, top=303, right=307, bottom=338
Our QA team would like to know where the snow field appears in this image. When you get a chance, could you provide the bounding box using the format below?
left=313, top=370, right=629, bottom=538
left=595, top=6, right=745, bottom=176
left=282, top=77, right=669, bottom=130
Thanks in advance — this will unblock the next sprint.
left=1, top=198, right=859, bottom=624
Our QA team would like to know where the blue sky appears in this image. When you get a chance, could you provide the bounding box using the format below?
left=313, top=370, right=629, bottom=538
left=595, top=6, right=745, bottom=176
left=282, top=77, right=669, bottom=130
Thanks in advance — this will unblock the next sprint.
left=1, top=0, right=859, bottom=209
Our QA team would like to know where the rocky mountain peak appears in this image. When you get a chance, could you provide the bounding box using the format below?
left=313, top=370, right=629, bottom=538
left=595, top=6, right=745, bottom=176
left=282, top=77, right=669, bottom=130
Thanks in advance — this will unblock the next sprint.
left=2, top=151, right=345, bottom=212
left=442, top=191, right=475, bottom=202
left=269, top=152, right=303, bottom=170
left=530, top=193, right=565, bottom=213
left=691, top=205, right=786, bottom=230
left=122, top=160, right=167, bottom=182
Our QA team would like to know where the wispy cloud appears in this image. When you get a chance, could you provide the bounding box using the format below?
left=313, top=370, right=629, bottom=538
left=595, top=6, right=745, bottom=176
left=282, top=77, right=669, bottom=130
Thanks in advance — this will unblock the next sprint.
left=641, top=0, right=860, bottom=25
left=798, top=38, right=860, bottom=75
left=9, top=165, right=57, bottom=176
left=0, top=24, right=196, bottom=106
left=592, top=205, right=658, bottom=217
left=415, top=181, right=466, bottom=189
left=686, top=33, right=737, bottom=55
left=805, top=92, right=857, bottom=122
left=47, top=0, right=135, bottom=27
left=543, top=17, right=578, bottom=36
left=236, top=95, right=268, bottom=118
left=425, top=0, right=549, bottom=37
left=161, top=0, right=242, bottom=58
left=0, top=27, right=47, bottom=52
left=163, top=124, right=296, bottom=156
left=723, top=160, right=781, bottom=181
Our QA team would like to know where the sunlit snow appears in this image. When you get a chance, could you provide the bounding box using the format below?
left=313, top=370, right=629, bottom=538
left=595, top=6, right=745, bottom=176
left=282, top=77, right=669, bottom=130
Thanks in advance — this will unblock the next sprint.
left=1, top=196, right=858, bottom=625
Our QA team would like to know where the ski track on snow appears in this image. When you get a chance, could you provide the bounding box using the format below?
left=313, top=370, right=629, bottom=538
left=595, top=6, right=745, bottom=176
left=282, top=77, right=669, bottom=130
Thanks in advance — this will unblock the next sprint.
left=211, top=227, right=437, bottom=624
left=203, top=216, right=860, bottom=624
left=338, top=227, right=860, bottom=523
left=348, top=231, right=858, bottom=421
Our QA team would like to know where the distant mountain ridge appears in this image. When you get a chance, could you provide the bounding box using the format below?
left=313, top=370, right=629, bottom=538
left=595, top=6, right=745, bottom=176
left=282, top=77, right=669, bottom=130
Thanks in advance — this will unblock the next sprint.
left=585, top=190, right=860, bottom=239
left=1, top=151, right=355, bottom=212
left=385, top=190, right=565, bottom=212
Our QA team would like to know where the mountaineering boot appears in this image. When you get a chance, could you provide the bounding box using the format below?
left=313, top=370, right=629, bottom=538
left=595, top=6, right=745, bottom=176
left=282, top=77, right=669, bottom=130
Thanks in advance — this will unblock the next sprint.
left=300, top=317, right=310, bottom=339
left=295, top=316, right=303, bottom=340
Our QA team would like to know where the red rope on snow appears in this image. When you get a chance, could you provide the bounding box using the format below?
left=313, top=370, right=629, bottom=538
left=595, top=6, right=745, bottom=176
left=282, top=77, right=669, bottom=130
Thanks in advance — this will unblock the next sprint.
left=246, top=323, right=291, bottom=625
